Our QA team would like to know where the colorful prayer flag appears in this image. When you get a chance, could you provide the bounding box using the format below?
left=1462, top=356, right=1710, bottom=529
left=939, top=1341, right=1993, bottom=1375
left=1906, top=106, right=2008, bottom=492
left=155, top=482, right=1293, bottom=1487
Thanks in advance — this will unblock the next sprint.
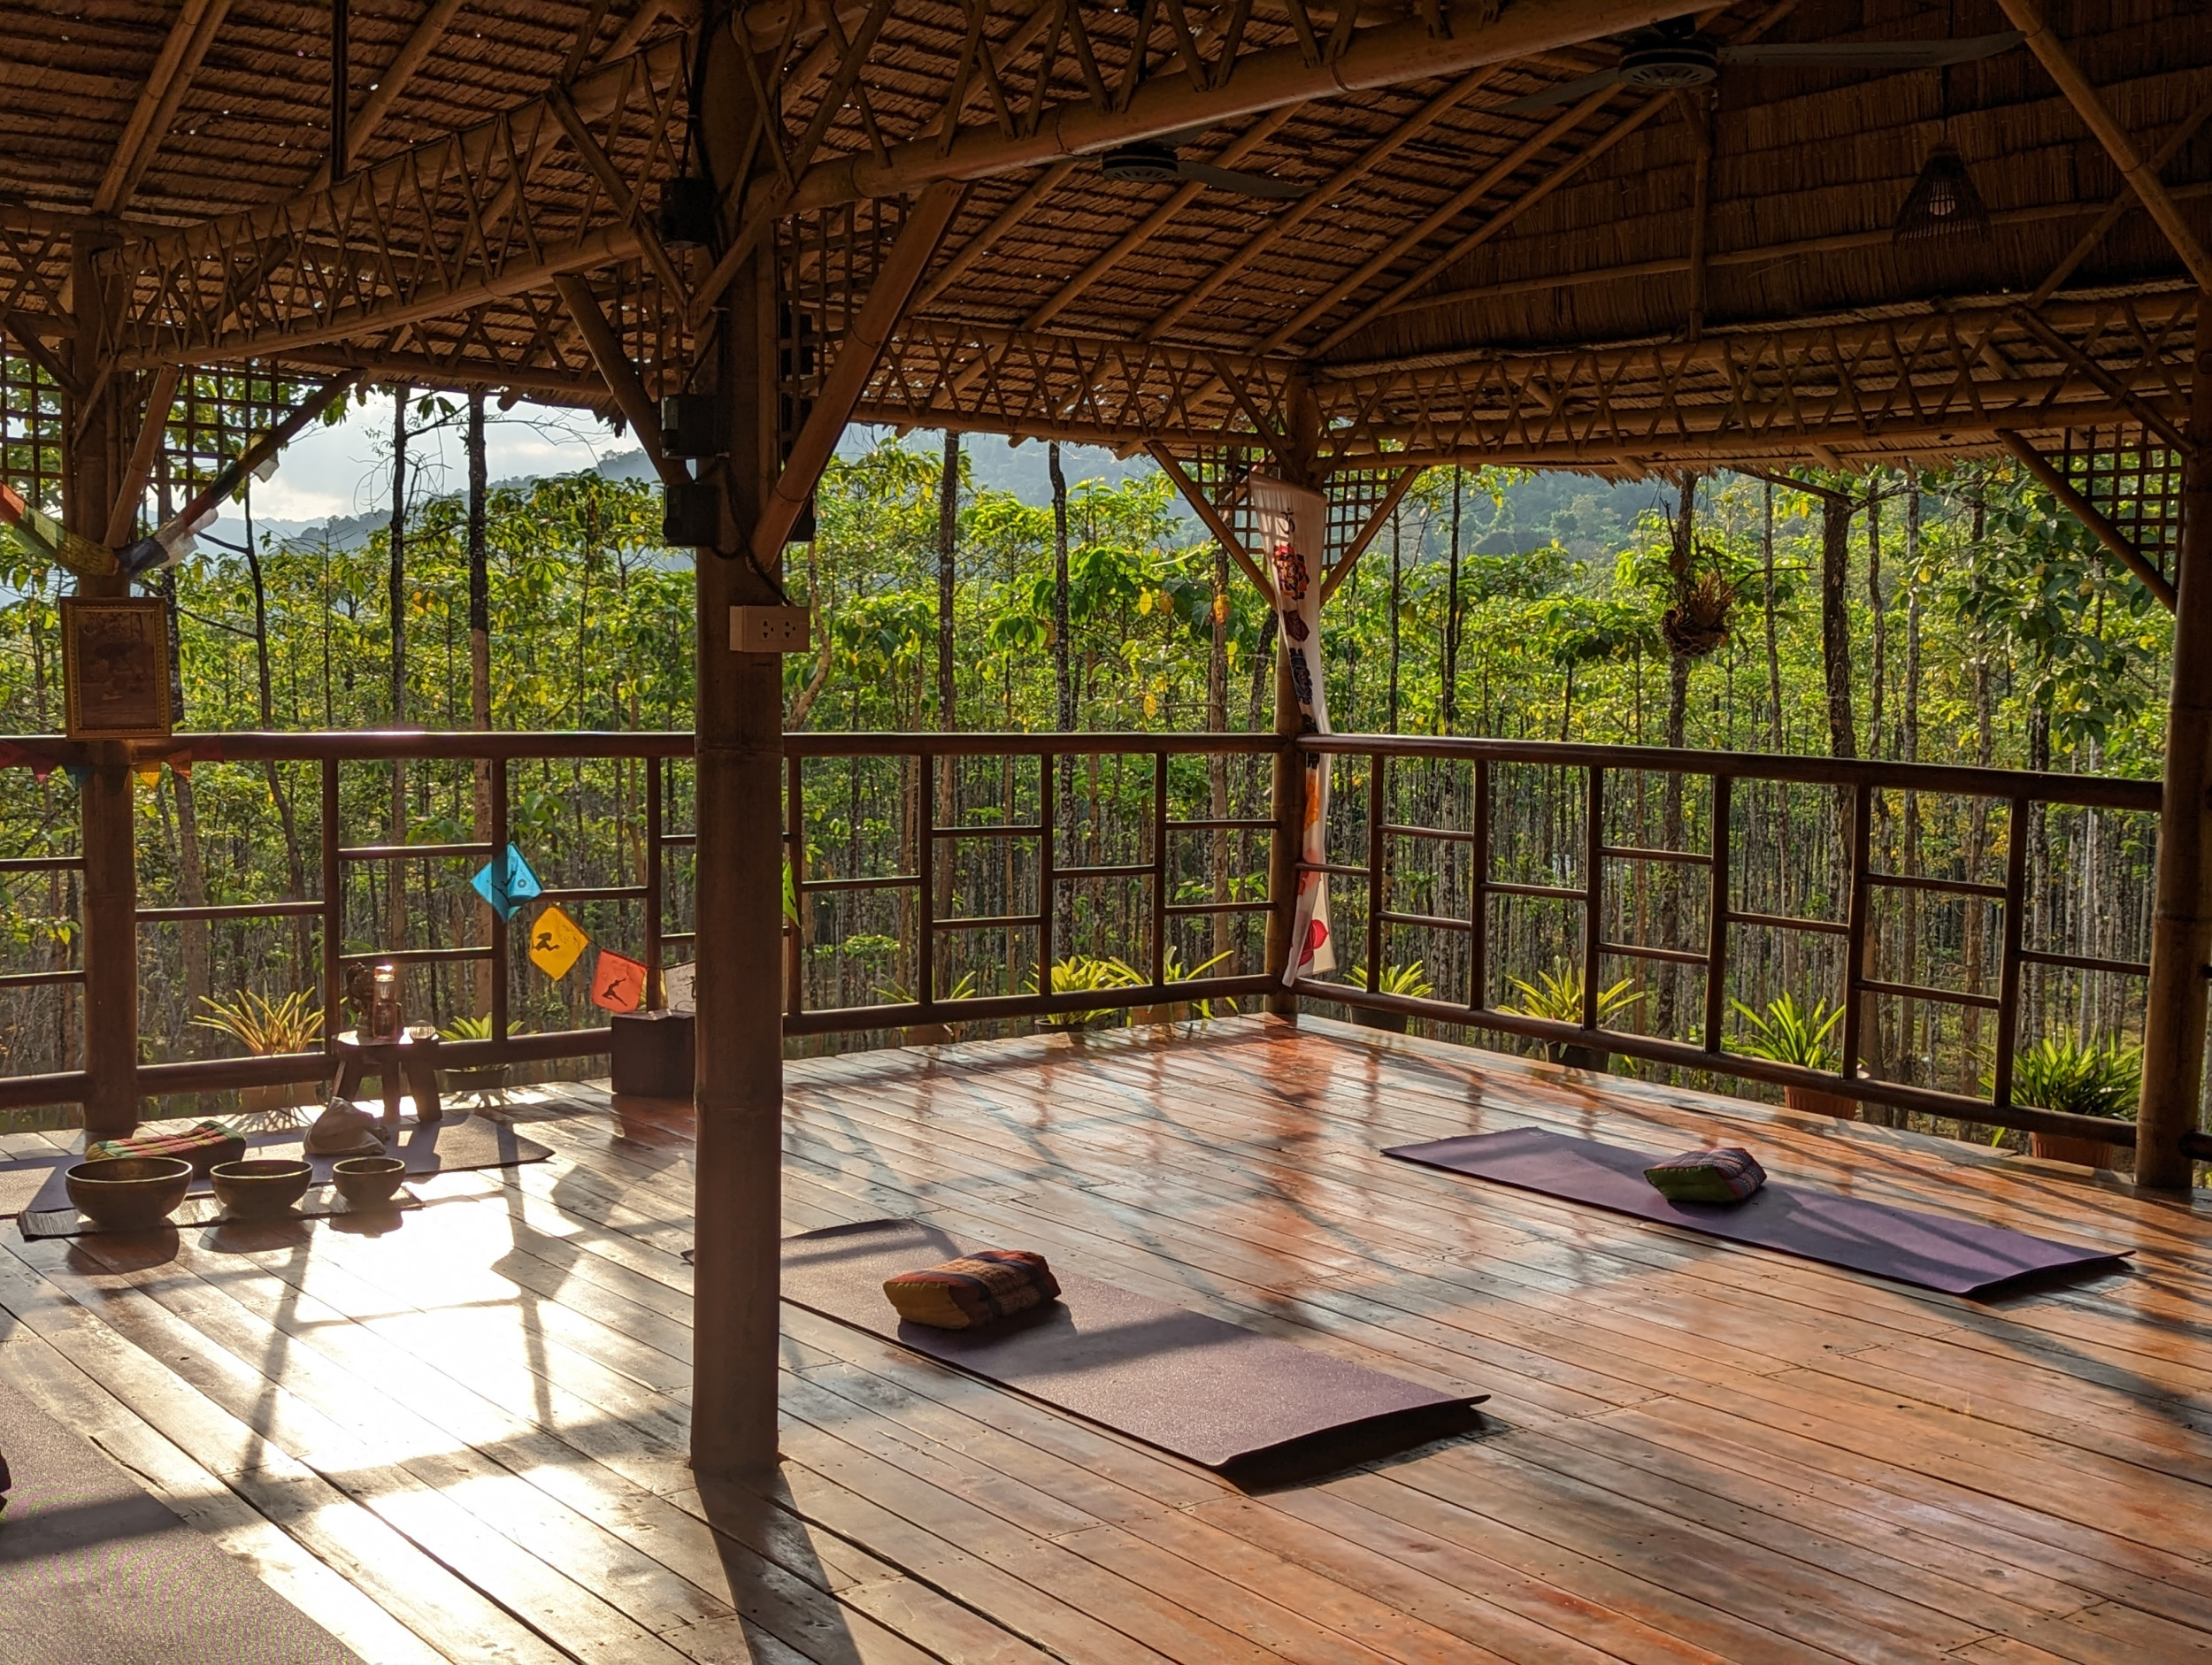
left=590, top=950, right=648, bottom=1013
left=471, top=843, right=542, bottom=921
left=527, top=904, right=588, bottom=979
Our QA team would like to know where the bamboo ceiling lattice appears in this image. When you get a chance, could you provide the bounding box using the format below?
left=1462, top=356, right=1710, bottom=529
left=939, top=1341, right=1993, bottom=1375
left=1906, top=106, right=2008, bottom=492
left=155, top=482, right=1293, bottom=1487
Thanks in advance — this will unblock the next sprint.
left=0, top=0, right=2205, bottom=483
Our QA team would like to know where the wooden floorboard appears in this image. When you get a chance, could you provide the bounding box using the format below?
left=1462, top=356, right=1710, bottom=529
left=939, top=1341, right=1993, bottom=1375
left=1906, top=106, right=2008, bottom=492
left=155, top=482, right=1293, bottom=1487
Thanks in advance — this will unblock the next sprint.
left=5, top=1013, right=2212, bottom=1661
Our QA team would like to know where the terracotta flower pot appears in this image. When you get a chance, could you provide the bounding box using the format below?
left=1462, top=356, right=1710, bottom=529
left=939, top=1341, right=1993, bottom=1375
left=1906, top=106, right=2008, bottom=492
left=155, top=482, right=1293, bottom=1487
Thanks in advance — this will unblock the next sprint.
left=1784, top=1084, right=1862, bottom=1122
left=240, top=1081, right=316, bottom=1118
left=2029, top=1131, right=2121, bottom=1170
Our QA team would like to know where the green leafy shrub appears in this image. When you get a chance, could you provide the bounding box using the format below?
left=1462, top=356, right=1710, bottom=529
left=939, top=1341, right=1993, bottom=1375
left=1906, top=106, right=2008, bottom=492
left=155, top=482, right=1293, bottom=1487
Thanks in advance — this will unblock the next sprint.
left=1344, top=961, right=1435, bottom=1000
left=1730, top=993, right=1842, bottom=1071
left=1499, top=963, right=1640, bottom=1027
left=1995, top=1037, right=2139, bottom=1121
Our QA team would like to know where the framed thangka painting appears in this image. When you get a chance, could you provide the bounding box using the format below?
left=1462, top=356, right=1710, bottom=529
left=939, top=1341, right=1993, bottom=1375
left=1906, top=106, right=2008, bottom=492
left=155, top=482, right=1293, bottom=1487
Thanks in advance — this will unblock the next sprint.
left=61, top=596, right=172, bottom=740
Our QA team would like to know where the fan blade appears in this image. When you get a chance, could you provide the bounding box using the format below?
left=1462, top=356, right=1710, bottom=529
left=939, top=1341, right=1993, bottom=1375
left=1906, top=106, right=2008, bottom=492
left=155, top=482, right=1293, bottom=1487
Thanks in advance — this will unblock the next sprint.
left=1177, top=162, right=1308, bottom=200
left=1719, top=31, right=2024, bottom=70
left=1498, top=68, right=1629, bottom=115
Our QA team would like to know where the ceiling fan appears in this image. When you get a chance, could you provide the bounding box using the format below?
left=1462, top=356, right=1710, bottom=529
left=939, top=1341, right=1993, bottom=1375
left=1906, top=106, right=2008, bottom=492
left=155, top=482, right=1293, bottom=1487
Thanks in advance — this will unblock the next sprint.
left=1499, top=19, right=2025, bottom=113
left=1094, top=133, right=1307, bottom=199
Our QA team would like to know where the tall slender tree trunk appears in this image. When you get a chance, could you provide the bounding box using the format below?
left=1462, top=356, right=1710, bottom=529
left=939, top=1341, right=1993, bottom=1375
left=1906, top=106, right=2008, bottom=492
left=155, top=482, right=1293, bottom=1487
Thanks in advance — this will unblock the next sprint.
left=1901, top=479, right=1924, bottom=1086
left=1443, top=471, right=1462, bottom=732
left=1050, top=441, right=1071, bottom=730
left=388, top=384, right=410, bottom=960
left=1818, top=491, right=1856, bottom=758
left=934, top=431, right=958, bottom=937
left=1866, top=486, right=1886, bottom=759
left=468, top=391, right=493, bottom=1015
left=156, top=460, right=210, bottom=1052
left=1763, top=481, right=1782, bottom=749
left=243, top=487, right=311, bottom=982
left=1657, top=474, right=1698, bottom=1039
left=1208, top=543, right=1231, bottom=968
left=1386, top=511, right=1402, bottom=733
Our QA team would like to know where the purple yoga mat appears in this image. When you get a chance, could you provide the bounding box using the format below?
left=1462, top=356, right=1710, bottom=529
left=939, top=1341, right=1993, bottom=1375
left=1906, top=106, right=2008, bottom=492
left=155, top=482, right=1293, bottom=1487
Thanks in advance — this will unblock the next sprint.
left=783, top=1219, right=1486, bottom=1471
left=1385, top=1127, right=2129, bottom=1298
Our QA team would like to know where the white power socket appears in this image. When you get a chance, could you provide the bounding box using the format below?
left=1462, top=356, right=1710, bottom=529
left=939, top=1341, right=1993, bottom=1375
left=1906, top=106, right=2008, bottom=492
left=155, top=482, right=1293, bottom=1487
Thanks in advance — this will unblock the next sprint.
left=729, top=604, right=812, bottom=654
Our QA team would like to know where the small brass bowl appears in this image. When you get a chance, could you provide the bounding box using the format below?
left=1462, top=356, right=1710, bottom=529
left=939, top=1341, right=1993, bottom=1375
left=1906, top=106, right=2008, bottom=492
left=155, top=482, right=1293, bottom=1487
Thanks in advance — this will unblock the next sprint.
left=331, top=1155, right=407, bottom=1208
left=211, top=1157, right=313, bottom=1221
left=65, top=1156, right=193, bottom=1231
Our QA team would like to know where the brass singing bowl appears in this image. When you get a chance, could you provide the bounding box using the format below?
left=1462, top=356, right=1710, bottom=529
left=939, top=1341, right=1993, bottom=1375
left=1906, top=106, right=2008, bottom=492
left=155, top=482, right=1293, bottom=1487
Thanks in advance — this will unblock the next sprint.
left=210, top=1157, right=314, bottom=1221
left=65, top=1156, right=193, bottom=1231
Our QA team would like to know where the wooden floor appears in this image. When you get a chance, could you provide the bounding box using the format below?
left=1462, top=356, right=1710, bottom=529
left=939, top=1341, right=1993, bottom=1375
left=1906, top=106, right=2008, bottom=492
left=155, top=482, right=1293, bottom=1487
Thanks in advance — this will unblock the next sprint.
left=4, top=1016, right=2212, bottom=1662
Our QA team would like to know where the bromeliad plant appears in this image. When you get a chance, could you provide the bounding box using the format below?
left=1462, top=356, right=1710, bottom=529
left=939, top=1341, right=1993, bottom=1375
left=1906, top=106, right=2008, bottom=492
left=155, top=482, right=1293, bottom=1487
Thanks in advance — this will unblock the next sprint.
left=192, top=989, right=323, bottom=1055
left=1993, top=1037, right=2140, bottom=1121
left=1343, top=961, right=1436, bottom=1000
left=1499, top=963, right=1642, bottom=1027
left=1730, top=993, right=1842, bottom=1071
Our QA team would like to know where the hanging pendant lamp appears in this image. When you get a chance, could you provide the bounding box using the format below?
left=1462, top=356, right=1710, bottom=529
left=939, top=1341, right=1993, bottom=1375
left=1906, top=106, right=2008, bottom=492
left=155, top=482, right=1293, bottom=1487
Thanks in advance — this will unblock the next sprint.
left=1894, top=143, right=1993, bottom=242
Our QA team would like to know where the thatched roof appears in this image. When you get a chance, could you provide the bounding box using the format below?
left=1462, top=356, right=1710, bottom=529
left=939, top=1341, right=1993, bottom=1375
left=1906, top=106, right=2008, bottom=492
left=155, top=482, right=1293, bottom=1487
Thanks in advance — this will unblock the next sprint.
left=1, top=0, right=2206, bottom=474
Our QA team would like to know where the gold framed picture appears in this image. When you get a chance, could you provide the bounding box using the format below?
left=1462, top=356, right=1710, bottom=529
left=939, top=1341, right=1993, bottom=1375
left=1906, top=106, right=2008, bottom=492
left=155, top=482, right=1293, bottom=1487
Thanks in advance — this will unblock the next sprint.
left=61, top=596, right=172, bottom=740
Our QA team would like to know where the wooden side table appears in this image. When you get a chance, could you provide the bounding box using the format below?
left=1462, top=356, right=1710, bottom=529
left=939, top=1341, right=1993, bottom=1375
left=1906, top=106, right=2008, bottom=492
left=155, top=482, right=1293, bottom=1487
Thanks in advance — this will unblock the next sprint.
left=333, top=1030, right=444, bottom=1130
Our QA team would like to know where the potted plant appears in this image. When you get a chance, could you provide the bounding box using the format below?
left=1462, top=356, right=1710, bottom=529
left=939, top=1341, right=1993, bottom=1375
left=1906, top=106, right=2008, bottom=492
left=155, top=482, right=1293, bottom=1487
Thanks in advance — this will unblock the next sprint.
left=877, top=971, right=979, bottom=1047
left=1132, top=947, right=1235, bottom=1025
left=438, top=1013, right=522, bottom=1094
left=1994, top=1037, right=2139, bottom=1169
left=1731, top=993, right=1853, bottom=1119
left=1499, top=963, right=1642, bottom=1068
left=1025, top=955, right=1142, bottom=1034
left=192, top=991, right=323, bottom=1122
left=1339, top=961, right=1434, bottom=1032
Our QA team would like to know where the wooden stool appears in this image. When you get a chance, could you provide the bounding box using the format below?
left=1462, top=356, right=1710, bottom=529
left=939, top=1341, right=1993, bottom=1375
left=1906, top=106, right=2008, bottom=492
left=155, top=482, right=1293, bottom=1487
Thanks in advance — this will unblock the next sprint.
left=333, top=1030, right=444, bottom=1131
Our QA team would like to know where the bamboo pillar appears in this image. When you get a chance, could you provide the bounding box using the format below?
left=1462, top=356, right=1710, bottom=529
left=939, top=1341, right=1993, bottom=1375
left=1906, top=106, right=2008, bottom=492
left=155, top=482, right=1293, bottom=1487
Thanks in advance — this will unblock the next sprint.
left=2137, top=301, right=2212, bottom=1190
left=66, top=233, right=140, bottom=1138
left=1264, top=382, right=1325, bottom=1015
left=690, top=4, right=787, bottom=1482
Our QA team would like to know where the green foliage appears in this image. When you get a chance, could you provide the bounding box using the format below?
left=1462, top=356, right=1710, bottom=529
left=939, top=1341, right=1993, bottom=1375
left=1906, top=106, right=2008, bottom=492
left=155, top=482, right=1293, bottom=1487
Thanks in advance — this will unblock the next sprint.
left=1995, top=1037, right=2140, bottom=1121
left=1343, top=961, right=1435, bottom=999
left=1729, top=994, right=1842, bottom=1070
left=191, top=989, right=322, bottom=1055
left=1499, top=963, right=1642, bottom=1027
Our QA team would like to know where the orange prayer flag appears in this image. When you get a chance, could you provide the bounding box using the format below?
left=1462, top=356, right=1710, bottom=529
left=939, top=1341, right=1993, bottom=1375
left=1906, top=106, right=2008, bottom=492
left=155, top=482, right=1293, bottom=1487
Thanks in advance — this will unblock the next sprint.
left=590, top=949, right=648, bottom=1013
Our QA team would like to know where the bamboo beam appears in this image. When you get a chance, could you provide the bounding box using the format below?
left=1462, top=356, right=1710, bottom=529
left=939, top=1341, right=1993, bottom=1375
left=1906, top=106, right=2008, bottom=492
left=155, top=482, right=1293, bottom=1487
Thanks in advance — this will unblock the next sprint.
left=753, top=179, right=964, bottom=559
left=1998, top=429, right=2177, bottom=610
left=2135, top=294, right=2212, bottom=1190
left=2031, top=92, right=2212, bottom=307
left=103, top=366, right=180, bottom=548
left=96, top=0, right=234, bottom=214
left=1996, top=0, right=2212, bottom=292
left=1319, top=466, right=1421, bottom=603
left=911, top=161, right=1078, bottom=311
left=152, top=373, right=359, bottom=549
left=1142, top=72, right=1496, bottom=344
left=555, top=274, right=683, bottom=488
left=1248, top=82, right=1619, bottom=356
left=1310, top=88, right=1670, bottom=355
left=1022, top=104, right=1302, bottom=334
left=1, top=309, right=84, bottom=398
left=774, top=0, right=1706, bottom=212
left=306, top=0, right=471, bottom=187
left=1148, top=443, right=1275, bottom=604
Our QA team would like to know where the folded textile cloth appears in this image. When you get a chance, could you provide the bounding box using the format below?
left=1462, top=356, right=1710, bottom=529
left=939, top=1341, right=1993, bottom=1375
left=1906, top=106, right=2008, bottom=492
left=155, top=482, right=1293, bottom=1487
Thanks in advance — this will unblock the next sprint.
left=1643, top=1146, right=1767, bottom=1203
left=85, top=1120, right=243, bottom=1177
left=883, top=1248, right=1061, bottom=1331
left=304, top=1100, right=385, bottom=1156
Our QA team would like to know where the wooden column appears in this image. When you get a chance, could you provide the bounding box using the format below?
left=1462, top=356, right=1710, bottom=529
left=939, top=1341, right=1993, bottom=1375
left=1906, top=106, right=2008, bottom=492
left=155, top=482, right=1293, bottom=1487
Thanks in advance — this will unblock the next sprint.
left=690, top=2, right=787, bottom=1483
left=2137, top=300, right=2212, bottom=1190
left=1263, top=646, right=1302, bottom=1015
left=65, top=233, right=140, bottom=1138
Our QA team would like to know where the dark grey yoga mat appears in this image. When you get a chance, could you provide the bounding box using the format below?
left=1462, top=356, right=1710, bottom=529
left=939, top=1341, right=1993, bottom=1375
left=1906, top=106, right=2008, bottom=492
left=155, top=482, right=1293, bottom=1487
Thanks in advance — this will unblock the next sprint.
left=3, top=1114, right=549, bottom=1220
left=1385, top=1126, right=2129, bottom=1298
left=782, top=1219, right=1486, bottom=1473
left=0, top=1386, right=358, bottom=1664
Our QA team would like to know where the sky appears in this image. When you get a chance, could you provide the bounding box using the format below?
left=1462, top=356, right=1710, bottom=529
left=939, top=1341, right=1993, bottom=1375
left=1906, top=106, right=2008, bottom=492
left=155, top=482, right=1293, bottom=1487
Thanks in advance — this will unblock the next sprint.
left=222, top=394, right=1165, bottom=547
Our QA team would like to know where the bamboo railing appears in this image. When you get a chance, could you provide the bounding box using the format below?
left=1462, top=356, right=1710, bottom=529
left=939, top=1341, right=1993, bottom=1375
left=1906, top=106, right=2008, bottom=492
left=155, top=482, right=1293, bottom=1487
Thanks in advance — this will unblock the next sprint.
left=0, top=726, right=2197, bottom=1160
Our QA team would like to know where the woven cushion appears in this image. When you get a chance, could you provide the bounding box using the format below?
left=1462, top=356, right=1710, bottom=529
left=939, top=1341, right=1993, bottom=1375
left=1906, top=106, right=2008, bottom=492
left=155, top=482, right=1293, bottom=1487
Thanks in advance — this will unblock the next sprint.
left=1644, top=1147, right=1766, bottom=1204
left=883, top=1248, right=1061, bottom=1331
left=85, top=1120, right=244, bottom=1177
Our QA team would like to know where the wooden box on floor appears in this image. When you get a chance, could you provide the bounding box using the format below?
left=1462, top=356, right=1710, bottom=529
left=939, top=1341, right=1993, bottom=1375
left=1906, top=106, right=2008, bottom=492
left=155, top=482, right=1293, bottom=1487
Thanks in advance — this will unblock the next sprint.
left=611, top=1009, right=694, bottom=1098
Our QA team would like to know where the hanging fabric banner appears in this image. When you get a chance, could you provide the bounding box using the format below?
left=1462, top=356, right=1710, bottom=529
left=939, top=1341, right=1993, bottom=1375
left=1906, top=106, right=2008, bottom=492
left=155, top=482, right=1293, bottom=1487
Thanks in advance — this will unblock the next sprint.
left=528, top=904, right=589, bottom=979
left=590, top=950, right=648, bottom=1013
left=1248, top=474, right=1336, bottom=985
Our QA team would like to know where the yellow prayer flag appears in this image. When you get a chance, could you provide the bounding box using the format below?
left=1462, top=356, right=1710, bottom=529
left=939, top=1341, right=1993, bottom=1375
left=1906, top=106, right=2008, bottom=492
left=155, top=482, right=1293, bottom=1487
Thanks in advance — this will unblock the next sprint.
left=527, top=903, right=589, bottom=980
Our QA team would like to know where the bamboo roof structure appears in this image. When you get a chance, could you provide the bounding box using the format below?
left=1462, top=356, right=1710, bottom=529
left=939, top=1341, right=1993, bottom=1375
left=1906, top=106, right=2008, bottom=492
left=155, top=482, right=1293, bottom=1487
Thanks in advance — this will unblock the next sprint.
left=1, top=0, right=2208, bottom=482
